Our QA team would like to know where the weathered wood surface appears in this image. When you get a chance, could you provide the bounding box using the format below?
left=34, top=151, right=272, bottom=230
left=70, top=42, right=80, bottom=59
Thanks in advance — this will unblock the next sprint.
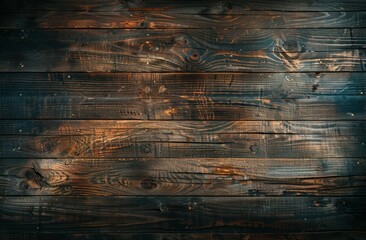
left=1, top=73, right=365, bottom=120
left=1, top=196, right=365, bottom=233
left=1, top=132, right=366, bottom=158
left=0, top=158, right=365, bottom=196
left=0, top=29, right=362, bottom=72
left=1, top=0, right=366, bottom=238
left=1, top=11, right=365, bottom=29
left=1, top=0, right=366, bottom=12
left=1, top=120, right=366, bottom=136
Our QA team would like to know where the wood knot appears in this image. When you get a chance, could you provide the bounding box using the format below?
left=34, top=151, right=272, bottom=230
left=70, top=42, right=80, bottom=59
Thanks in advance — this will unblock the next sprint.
left=60, top=184, right=73, bottom=194
left=31, top=127, right=40, bottom=134
left=19, top=181, right=29, bottom=190
left=249, top=143, right=259, bottom=154
left=24, top=170, right=36, bottom=180
left=140, top=143, right=152, bottom=153
left=282, top=40, right=301, bottom=52
left=189, top=52, right=200, bottom=62
left=140, top=179, right=157, bottom=190
left=175, top=36, right=189, bottom=46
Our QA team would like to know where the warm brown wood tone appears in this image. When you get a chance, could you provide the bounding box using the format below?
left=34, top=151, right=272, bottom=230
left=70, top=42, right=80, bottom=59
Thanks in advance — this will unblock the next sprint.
left=0, top=12, right=365, bottom=29
left=1, top=120, right=366, bottom=136
left=1, top=127, right=366, bottom=159
left=1, top=73, right=365, bottom=120
left=0, top=158, right=365, bottom=196
left=0, top=29, right=362, bottom=72
left=1, top=0, right=366, bottom=12
left=1, top=0, right=365, bottom=239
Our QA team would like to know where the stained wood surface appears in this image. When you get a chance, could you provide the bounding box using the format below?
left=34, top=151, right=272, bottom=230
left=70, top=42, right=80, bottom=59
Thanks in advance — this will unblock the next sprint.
left=1, top=196, right=366, bottom=233
left=0, top=29, right=363, bottom=72
left=1, top=11, right=366, bottom=29
left=1, top=73, right=365, bottom=120
left=0, top=158, right=365, bottom=196
left=2, top=120, right=366, bottom=136
left=1, top=0, right=366, bottom=238
left=1, top=0, right=366, bottom=12
left=1, top=127, right=366, bottom=159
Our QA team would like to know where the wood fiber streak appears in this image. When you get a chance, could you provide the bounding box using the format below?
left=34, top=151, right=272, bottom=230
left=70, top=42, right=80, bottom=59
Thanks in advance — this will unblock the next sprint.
left=1, top=120, right=366, bottom=136
left=1, top=133, right=365, bottom=159
left=0, top=29, right=362, bottom=72
left=0, top=11, right=366, bottom=29
left=0, top=158, right=365, bottom=196
left=1, top=196, right=366, bottom=233
left=0, top=0, right=366, bottom=12
left=1, top=73, right=365, bottom=120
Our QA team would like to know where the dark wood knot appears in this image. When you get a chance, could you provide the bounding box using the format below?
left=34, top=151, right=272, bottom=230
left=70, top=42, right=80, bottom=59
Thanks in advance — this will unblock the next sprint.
left=189, top=52, right=200, bottom=62
left=140, top=179, right=157, bottom=190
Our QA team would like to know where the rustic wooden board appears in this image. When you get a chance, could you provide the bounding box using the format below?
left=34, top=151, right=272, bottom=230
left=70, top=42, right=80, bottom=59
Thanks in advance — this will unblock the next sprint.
left=352, top=29, right=366, bottom=70
left=1, top=72, right=366, bottom=95
left=0, top=11, right=365, bottom=29
left=1, top=196, right=365, bottom=233
left=1, top=0, right=366, bottom=12
left=0, top=29, right=362, bottom=72
left=0, top=158, right=365, bottom=196
left=0, top=0, right=365, bottom=237
left=1, top=73, right=365, bottom=120
left=1, top=120, right=366, bottom=136
left=1, top=132, right=365, bottom=158
left=2, top=95, right=365, bottom=120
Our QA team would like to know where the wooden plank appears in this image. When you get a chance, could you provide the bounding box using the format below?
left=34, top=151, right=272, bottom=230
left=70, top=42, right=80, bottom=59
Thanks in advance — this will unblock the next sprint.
left=0, top=0, right=365, bottom=12
left=0, top=29, right=361, bottom=72
left=1, top=96, right=365, bottom=121
left=0, top=158, right=365, bottom=196
left=1, top=73, right=365, bottom=120
left=349, top=28, right=366, bottom=48
left=1, top=132, right=365, bottom=158
left=0, top=232, right=365, bottom=240
left=2, top=95, right=365, bottom=120
left=0, top=196, right=365, bottom=233
left=0, top=11, right=365, bottom=29
left=351, top=29, right=366, bottom=70
left=1, top=120, right=366, bottom=136
left=1, top=72, right=365, bottom=96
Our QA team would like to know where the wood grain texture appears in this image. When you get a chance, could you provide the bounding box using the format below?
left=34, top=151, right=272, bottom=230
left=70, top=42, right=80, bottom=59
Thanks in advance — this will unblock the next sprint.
left=1, top=73, right=365, bottom=120
left=0, top=158, right=365, bottom=196
left=0, top=11, right=365, bottom=29
left=0, top=29, right=362, bottom=72
left=1, top=132, right=365, bottom=159
left=1, top=0, right=365, bottom=237
left=1, top=120, right=366, bottom=136
left=0, top=0, right=366, bottom=12
left=1, top=196, right=365, bottom=233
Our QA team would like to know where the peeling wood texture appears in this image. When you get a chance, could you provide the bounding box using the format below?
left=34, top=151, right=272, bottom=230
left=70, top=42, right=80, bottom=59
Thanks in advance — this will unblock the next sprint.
left=0, top=0, right=366, bottom=239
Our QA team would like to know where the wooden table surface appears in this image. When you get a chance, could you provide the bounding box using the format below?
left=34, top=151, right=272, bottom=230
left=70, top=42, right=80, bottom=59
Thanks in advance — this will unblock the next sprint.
left=0, top=1, right=366, bottom=239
